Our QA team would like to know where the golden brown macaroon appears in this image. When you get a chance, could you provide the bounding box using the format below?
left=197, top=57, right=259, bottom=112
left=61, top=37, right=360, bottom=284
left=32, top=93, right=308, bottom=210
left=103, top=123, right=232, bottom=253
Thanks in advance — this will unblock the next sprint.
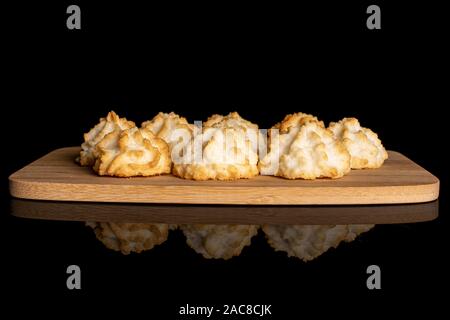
left=78, top=111, right=135, bottom=166
left=328, top=117, right=388, bottom=169
left=259, top=113, right=351, bottom=179
left=93, top=127, right=171, bottom=177
left=172, top=112, right=260, bottom=180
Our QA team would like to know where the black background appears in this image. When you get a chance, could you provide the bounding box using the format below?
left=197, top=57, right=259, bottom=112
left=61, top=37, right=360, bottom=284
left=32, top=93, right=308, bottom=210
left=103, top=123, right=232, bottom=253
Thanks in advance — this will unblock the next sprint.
left=2, top=1, right=448, bottom=318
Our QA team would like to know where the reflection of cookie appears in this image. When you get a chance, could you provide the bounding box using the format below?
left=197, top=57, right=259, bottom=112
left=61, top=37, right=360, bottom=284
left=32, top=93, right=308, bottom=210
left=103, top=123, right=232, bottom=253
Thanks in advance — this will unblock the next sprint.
left=181, top=224, right=259, bottom=259
left=262, top=224, right=374, bottom=261
left=86, top=222, right=169, bottom=255
left=93, top=127, right=171, bottom=177
left=346, top=225, right=375, bottom=242
left=329, top=118, right=388, bottom=169
left=173, top=112, right=260, bottom=180
left=78, top=111, right=135, bottom=166
left=142, top=112, right=194, bottom=150
left=259, top=114, right=350, bottom=179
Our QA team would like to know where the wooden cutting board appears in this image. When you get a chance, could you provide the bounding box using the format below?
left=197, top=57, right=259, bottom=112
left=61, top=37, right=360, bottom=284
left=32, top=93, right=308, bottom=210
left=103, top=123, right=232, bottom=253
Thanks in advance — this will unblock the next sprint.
left=9, top=147, right=439, bottom=205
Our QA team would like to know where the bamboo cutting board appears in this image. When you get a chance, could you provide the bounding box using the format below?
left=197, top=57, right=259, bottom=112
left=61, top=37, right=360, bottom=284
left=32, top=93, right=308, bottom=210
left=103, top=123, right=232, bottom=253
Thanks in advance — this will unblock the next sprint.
left=9, top=147, right=439, bottom=205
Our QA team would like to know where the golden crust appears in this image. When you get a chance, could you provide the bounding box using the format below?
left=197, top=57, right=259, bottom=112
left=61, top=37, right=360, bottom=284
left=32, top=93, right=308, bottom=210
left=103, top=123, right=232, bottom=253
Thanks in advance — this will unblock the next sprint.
left=86, top=222, right=169, bottom=255
left=259, top=115, right=350, bottom=179
left=204, top=112, right=258, bottom=130
left=329, top=117, right=388, bottom=169
left=142, top=112, right=194, bottom=149
left=274, top=112, right=325, bottom=133
left=262, top=224, right=374, bottom=261
left=181, top=224, right=259, bottom=259
left=78, top=111, right=135, bottom=166
left=142, top=112, right=195, bottom=167
left=93, top=127, right=171, bottom=177
left=173, top=112, right=260, bottom=180
left=203, top=113, right=226, bottom=127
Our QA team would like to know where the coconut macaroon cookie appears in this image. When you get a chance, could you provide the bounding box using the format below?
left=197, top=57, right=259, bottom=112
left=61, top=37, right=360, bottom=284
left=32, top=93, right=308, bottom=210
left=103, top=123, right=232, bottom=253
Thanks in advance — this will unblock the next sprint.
left=262, top=224, right=374, bottom=262
left=328, top=117, right=388, bottom=169
left=142, top=112, right=195, bottom=151
left=173, top=112, right=260, bottom=180
left=78, top=111, right=135, bottom=166
left=93, top=126, right=171, bottom=177
left=181, top=224, right=259, bottom=260
left=259, top=113, right=351, bottom=179
left=86, top=222, right=170, bottom=255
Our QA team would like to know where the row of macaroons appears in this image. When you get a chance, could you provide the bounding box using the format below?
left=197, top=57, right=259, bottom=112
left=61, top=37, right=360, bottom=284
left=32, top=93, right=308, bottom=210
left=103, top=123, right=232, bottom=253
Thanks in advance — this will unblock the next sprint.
left=77, top=111, right=388, bottom=180
left=86, top=222, right=374, bottom=261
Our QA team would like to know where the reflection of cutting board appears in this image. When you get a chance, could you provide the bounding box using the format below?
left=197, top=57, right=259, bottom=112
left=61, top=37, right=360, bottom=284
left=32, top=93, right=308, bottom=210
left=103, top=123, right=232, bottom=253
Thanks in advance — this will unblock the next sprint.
left=9, top=147, right=439, bottom=205
left=10, top=199, right=439, bottom=224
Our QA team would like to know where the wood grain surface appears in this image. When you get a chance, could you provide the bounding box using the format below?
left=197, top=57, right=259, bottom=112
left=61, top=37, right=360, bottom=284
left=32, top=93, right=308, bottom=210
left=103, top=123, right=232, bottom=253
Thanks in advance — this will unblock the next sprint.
left=9, top=147, right=439, bottom=205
